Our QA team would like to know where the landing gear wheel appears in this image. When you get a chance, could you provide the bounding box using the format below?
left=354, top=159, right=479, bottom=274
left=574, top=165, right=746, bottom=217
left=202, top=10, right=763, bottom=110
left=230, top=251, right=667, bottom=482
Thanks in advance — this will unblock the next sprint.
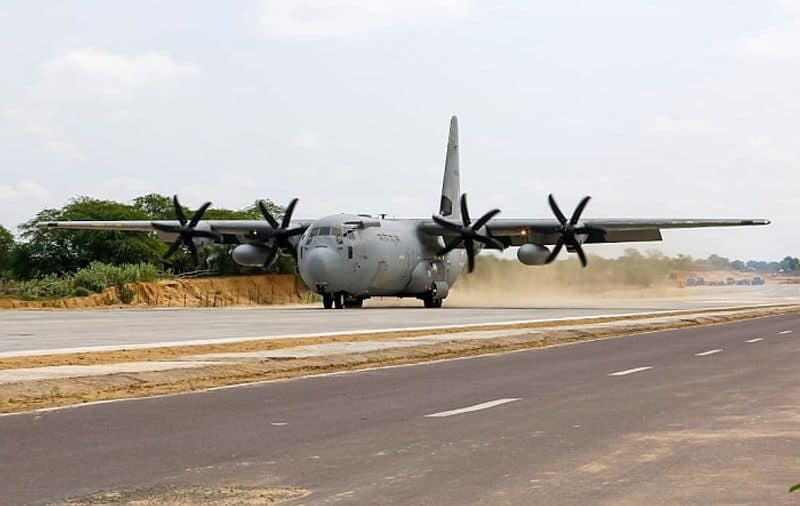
left=344, top=296, right=363, bottom=309
left=322, top=294, right=333, bottom=309
left=334, top=292, right=344, bottom=309
left=423, top=293, right=443, bottom=308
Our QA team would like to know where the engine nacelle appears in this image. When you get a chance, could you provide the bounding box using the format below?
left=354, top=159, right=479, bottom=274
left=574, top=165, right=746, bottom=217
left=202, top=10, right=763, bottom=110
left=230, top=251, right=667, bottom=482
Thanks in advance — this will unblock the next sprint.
left=231, top=244, right=275, bottom=267
left=517, top=243, right=551, bottom=266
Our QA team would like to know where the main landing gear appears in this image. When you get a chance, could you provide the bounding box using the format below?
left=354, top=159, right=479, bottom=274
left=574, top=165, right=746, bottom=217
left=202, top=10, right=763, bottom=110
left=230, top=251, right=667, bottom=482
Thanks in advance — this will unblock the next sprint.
left=422, top=293, right=443, bottom=308
left=322, top=292, right=363, bottom=309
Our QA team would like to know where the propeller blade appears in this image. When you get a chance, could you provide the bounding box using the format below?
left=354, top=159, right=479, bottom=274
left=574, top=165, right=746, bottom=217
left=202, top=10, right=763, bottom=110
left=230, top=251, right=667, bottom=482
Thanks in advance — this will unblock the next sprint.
left=163, top=240, right=181, bottom=260
left=188, top=201, right=212, bottom=228
left=432, top=215, right=464, bottom=232
left=575, top=243, right=588, bottom=267
left=548, top=194, right=567, bottom=225
left=187, top=241, right=199, bottom=266
left=172, top=195, right=187, bottom=226
left=472, top=208, right=501, bottom=231
left=281, top=198, right=298, bottom=229
left=546, top=238, right=564, bottom=264
left=258, top=200, right=280, bottom=229
left=569, top=196, right=591, bottom=226
left=284, top=226, right=306, bottom=237
left=464, top=238, right=476, bottom=273
left=263, top=247, right=279, bottom=268
left=460, top=194, right=471, bottom=227
left=474, top=234, right=505, bottom=250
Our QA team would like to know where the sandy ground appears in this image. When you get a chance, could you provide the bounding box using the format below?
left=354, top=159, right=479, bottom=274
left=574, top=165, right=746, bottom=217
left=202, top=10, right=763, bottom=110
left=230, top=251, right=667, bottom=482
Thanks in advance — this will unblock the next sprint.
left=54, top=486, right=307, bottom=505
left=0, top=274, right=310, bottom=310
left=1, top=303, right=796, bottom=415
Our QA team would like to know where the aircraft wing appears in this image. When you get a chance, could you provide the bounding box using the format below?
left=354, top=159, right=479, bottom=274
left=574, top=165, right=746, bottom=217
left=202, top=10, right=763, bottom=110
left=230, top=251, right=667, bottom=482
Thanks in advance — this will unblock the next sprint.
left=38, top=220, right=314, bottom=243
left=420, top=218, right=770, bottom=248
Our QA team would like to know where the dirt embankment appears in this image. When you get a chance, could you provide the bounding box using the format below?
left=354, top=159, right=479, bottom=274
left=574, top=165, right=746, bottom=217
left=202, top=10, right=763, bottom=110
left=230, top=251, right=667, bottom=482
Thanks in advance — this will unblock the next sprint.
left=0, top=275, right=312, bottom=310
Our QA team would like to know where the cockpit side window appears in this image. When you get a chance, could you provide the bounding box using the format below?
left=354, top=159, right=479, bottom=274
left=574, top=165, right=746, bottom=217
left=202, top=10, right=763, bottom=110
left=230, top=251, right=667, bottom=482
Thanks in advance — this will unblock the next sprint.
left=317, top=226, right=331, bottom=236
left=330, top=226, right=343, bottom=238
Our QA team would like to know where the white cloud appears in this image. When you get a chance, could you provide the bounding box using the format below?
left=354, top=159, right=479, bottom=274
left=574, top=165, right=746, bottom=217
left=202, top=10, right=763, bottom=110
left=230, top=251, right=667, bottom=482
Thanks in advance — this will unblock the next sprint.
left=5, top=49, right=197, bottom=160
left=0, top=181, right=50, bottom=229
left=291, top=128, right=326, bottom=150
left=37, top=48, right=196, bottom=102
left=0, top=180, right=49, bottom=201
left=736, top=1, right=800, bottom=61
left=650, top=116, right=715, bottom=135
left=259, top=0, right=470, bottom=38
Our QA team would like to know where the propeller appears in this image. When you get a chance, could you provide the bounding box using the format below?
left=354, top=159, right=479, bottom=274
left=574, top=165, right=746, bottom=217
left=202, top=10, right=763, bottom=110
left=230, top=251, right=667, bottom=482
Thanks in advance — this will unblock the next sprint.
left=152, top=195, right=220, bottom=266
left=545, top=194, right=598, bottom=267
left=257, top=198, right=306, bottom=267
left=432, top=193, right=505, bottom=273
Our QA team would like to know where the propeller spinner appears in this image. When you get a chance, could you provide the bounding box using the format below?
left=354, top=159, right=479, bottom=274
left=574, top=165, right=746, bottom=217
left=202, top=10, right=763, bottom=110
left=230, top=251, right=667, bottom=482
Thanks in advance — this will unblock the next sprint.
left=432, top=193, right=505, bottom=273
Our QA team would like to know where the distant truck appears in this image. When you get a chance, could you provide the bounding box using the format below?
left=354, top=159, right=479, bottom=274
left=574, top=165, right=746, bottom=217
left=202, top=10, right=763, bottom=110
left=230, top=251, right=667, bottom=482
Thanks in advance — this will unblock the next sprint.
left=751, top=276, right=765, bottom=286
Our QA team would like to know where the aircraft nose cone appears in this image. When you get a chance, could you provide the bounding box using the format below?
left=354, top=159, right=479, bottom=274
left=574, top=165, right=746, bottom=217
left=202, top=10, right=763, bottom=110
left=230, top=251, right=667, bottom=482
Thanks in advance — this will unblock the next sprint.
left=302, top=246, right=340, bottom=288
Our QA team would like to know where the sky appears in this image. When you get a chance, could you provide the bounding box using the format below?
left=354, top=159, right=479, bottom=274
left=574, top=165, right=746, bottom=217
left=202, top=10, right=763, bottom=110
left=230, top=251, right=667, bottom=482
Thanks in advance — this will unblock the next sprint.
left=1, top=0, right=798, bottom=261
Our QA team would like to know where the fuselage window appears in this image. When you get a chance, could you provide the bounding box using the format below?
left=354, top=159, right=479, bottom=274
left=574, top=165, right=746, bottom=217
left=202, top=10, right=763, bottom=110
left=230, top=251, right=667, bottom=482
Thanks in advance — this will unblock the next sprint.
left=347, top=246, right=354, bottom=259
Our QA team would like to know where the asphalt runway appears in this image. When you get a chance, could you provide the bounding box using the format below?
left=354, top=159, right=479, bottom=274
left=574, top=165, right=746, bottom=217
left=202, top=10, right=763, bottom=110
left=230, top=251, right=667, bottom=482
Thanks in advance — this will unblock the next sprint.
left=2, top=313, right=799, bottom=504
left=1, top=285, right=798, bottom=355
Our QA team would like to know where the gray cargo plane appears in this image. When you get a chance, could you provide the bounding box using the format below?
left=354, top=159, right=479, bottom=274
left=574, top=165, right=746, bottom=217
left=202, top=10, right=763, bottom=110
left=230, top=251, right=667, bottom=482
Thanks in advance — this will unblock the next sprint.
left=41, top=116, right=769, bottom=309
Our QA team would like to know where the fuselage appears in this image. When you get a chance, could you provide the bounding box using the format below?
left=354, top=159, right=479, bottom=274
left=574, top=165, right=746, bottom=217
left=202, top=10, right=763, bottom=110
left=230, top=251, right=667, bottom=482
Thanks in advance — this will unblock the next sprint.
left=297, top=214, right=466, bottom=299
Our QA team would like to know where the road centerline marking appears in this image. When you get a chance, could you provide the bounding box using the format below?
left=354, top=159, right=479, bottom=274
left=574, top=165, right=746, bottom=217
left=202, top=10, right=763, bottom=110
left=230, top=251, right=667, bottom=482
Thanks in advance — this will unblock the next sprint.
left=425, top=398, right=522, bottom=418
left=695, top=349, right=723, bottom=357
left=779, top=330, right=793, bottom=335
left=745, top=338, right=763, bottom=343
left=608, top=366, right=653, bottom=376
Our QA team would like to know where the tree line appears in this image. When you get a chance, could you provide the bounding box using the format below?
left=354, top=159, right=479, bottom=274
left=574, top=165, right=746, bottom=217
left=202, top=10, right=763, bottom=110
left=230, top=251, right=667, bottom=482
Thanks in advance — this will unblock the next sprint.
left=0, top=193, right=292, bottom=280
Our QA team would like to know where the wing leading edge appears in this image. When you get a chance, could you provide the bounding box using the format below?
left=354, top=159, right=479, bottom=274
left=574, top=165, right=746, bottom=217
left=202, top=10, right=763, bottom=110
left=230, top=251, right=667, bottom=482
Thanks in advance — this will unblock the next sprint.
left=420, top=218, right=770, bottom=247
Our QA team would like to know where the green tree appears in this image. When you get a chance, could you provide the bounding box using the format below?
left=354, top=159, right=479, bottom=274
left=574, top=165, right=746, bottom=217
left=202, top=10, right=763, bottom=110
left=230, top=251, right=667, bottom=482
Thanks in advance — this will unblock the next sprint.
left=0, top=225, right=15, bottom=276
left=132, top=193, right=177, bottom=219
left=778, top=256, right=799, bottom=272
left=15, top=197, right=166, bottom=278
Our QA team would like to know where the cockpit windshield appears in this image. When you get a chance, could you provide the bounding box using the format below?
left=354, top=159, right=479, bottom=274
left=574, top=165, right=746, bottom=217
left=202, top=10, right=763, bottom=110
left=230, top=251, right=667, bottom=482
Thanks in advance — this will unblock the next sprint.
left=308, top=226, right=343, bottom=238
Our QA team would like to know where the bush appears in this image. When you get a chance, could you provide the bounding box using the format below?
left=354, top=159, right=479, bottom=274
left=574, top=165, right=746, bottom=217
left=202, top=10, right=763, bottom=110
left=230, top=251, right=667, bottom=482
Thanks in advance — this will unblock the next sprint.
left=4, top=262, right=164, bottom=300
left=72, top=286, right=92, bottom=297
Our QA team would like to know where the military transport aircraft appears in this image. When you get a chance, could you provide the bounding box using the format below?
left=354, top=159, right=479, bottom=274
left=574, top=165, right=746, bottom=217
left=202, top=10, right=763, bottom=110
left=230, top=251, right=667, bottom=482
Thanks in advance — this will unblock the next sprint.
left=41, top=116, right=769, bottom=309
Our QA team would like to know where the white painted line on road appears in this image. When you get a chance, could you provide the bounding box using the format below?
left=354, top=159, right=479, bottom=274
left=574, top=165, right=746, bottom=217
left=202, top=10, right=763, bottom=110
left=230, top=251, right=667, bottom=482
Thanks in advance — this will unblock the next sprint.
left=3, top=304, right=783, bottom=358
left=695, top=349, right=723, bottom=357
left=425, top=398, right=522, bottom=418
left=745, top=338, right=764, bottom=343
left=608, top=366, right=652, bottom=376
left=779, top=330, right=793, bottom=335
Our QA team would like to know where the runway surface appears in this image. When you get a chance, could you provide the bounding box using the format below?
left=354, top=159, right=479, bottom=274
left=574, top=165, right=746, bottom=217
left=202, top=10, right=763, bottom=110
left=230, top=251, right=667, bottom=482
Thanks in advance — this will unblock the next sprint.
left=2, top=313, right=799, bottom=504
left=2, top=285, right=798, bottom=355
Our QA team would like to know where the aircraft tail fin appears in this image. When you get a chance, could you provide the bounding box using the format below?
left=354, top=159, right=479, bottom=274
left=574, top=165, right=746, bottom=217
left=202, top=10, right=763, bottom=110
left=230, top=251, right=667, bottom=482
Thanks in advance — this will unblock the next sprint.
left=439, top=115, right=461, bottom=218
